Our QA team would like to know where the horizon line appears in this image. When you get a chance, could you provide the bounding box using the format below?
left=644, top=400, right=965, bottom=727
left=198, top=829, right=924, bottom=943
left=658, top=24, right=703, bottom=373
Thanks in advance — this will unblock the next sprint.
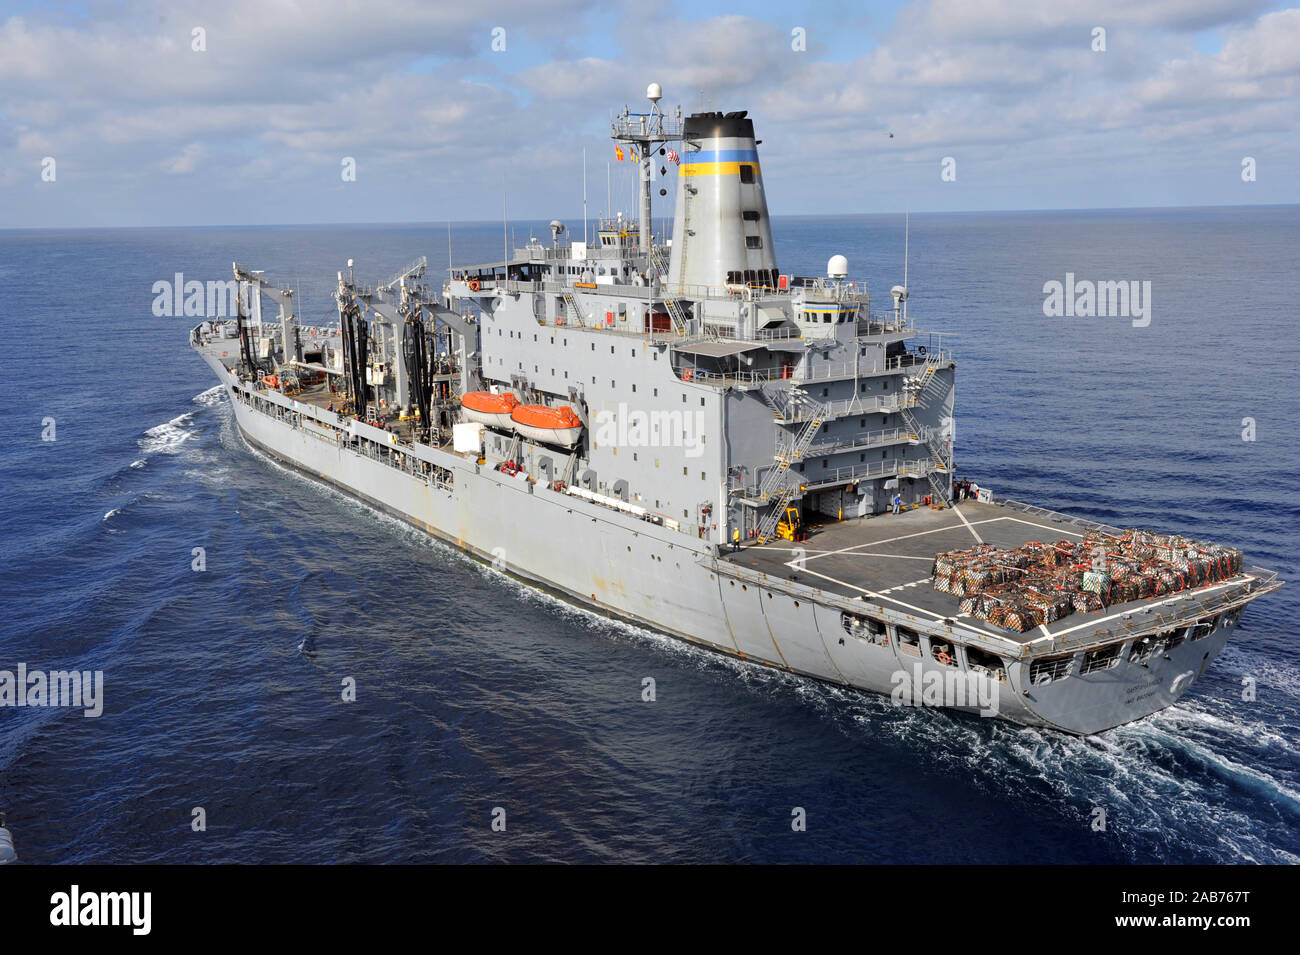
left=2, top=200, right=1296, bottom=233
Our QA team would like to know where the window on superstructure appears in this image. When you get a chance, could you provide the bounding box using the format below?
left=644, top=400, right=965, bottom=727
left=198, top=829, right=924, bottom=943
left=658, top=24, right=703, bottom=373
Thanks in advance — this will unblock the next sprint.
left=746, top=236, right=761, bottom=249
left=742, top=210, right=760, bottom=221
left=739, top=165, right=754, bottom=183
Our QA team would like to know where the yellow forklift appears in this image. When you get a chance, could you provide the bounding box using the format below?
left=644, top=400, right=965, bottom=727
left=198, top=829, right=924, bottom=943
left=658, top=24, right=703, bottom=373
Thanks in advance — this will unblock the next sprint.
left=776, top=505, right=805, bottom=542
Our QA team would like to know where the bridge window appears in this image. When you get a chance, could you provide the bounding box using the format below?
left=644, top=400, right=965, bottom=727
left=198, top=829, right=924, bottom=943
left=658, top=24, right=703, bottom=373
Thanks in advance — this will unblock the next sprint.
left=739, top=165, right=754, bottom=183
left=746, top=236, right=762, bottom=249
left=742, top=210, right=760, bottom=221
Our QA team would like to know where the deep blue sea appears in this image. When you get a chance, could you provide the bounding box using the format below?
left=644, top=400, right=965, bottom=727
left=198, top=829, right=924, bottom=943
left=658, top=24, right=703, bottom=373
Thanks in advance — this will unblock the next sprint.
left=1, top=208, right=1297, bottom=863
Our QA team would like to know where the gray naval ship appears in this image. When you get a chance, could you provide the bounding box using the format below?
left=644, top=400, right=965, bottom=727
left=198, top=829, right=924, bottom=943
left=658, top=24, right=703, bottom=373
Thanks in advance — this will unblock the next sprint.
left=192, top=85, right=1281, bottom=734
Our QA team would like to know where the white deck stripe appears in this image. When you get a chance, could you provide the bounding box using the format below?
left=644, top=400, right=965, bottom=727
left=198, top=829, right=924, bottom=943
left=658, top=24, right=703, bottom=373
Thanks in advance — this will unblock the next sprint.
left=799, top=514, right=1016, bottom=562
left=1044, top=577, right=1246, bottom=638
left=789, top=564, right=1021, bottom=646
left=952, top=505, right=986, bottom=545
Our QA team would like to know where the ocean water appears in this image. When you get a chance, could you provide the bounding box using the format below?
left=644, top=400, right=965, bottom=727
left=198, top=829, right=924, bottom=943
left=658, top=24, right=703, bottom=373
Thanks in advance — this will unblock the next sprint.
left=0, top=208, right=1297, bottom=864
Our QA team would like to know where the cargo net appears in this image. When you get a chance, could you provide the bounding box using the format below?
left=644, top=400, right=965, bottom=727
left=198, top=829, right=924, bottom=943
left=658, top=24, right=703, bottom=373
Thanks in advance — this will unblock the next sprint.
left=931, top=529, right=1244, bottom=633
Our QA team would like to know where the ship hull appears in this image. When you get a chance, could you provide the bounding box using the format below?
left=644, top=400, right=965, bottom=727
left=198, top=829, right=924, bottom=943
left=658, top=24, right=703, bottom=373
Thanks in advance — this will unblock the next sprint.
left=204, top=354, right=1247, bottom=735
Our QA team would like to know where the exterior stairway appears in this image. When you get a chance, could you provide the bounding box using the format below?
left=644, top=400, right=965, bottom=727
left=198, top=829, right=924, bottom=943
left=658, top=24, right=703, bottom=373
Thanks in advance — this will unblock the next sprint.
left=650, top=246, right=690, bottom=335
left=754, top=389, right=827, bottom=542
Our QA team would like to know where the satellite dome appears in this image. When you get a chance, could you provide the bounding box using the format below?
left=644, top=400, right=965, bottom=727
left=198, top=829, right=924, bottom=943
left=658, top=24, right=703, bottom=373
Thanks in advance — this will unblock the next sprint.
left=827, top=254, right=849, bottom=279
left=646, top=82, right=663, bottom=103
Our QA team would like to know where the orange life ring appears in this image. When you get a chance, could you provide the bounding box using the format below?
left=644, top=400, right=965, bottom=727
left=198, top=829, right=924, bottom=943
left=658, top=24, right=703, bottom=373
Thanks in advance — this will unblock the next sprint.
left=683, top=369, right=694, bottom=381
left=468, top=279, right=481, bottom=292
left=935, top=651, right=952, bottom=666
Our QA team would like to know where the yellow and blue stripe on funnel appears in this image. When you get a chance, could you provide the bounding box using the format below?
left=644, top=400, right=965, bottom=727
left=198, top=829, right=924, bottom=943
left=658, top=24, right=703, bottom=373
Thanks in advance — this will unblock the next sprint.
left=679, top=149, right=760, bottom=177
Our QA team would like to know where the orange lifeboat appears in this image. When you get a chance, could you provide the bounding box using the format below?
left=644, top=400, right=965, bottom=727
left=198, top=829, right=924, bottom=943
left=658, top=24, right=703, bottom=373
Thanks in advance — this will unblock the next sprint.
left=460, top=391, right=518, bottom=430
left=510, top=404, right=584, bottom=448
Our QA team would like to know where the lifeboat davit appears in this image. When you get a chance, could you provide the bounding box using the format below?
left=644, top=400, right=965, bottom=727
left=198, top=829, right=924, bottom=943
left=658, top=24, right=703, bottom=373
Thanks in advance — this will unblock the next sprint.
left=461, top=391, right=518, bottom=430
left=511, top=404, right=584, bottom=448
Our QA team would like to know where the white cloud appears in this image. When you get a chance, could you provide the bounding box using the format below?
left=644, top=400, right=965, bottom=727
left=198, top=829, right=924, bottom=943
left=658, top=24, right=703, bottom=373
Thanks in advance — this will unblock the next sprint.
left=1, top=0, right=1297, bottom=226
left=161, top=142, right=203, bottom=174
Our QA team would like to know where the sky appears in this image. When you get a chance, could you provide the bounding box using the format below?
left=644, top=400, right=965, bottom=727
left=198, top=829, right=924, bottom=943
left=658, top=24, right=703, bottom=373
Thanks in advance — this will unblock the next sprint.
left=1, top=0, right=1297, bottom=228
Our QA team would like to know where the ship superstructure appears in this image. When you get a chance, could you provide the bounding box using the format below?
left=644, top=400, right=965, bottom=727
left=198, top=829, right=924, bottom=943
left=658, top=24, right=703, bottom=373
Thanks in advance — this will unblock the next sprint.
left=191, top=86, right=1281, bottom=734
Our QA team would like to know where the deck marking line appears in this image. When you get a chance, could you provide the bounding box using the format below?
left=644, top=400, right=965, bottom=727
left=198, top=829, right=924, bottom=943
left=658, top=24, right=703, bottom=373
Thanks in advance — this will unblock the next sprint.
left=952, top=504, right=986, bottom=545
left=1046, top=578, right=1242, bottom=638
left=790, top=565, right=1019, bottom=646
left=798, top=514, right=1015, bottom=562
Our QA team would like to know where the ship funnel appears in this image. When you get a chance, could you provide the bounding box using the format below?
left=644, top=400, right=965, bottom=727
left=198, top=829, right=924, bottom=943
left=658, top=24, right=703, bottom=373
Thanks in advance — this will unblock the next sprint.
left=667, top=110, right=778, bottom=290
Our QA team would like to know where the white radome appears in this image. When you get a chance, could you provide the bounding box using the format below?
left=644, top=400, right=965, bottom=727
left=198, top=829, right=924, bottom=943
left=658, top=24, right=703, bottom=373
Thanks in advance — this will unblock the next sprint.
left=827, top=254, right=849, bottom=279
left=646, top=82, right=662, bottom=103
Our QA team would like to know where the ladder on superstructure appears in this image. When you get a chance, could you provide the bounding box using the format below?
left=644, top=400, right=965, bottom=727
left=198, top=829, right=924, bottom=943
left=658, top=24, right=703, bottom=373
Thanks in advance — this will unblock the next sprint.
left=898, top=352, right=953, bottom=504
left=650, top=246, right=689, bottom=336
left=754, top=389, right=827, bottom=543
left=561, top=289, right=584, bottom=326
